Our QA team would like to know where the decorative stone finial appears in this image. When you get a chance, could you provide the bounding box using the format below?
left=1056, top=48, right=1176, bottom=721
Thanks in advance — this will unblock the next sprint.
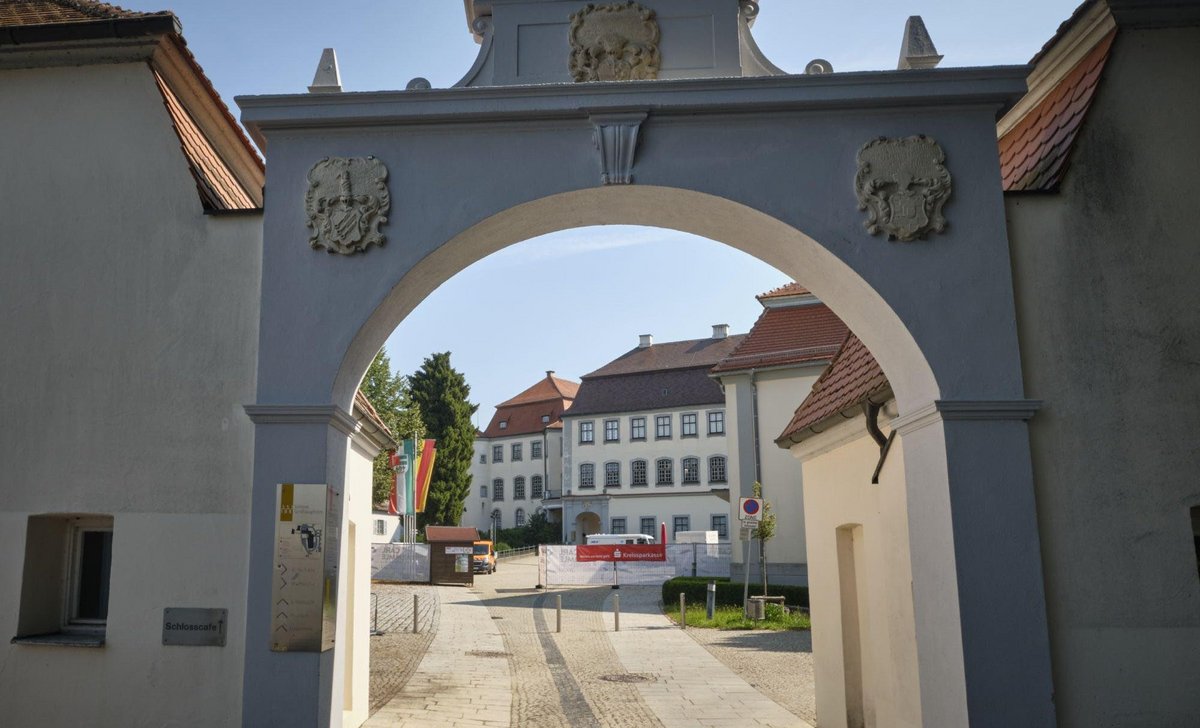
left=569, top=2, right=661, bottom=82
left=854, top=136, right=952, bottom=242
left=406, top=77, right=431, bottom=91
left=805, top=59, right=833, bottom=75
left=897, top=16, right=943, bottom=70
left=308, top=48, right=342, bottom=93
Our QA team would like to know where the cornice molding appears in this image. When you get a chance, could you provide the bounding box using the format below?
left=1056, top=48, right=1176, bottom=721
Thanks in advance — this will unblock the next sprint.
left=890, top=399, right=1043, bottom=435
left=243, top=404, right=358, bottom=437
left=238, top=66, right=1030, bottom=149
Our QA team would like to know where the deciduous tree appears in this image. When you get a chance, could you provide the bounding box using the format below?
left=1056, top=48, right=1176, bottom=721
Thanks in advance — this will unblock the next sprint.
left=359, top=350, right=423, bottom=506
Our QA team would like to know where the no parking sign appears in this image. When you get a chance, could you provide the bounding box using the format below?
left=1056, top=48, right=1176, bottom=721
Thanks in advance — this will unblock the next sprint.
left=739, top=497, right=764, bottom=523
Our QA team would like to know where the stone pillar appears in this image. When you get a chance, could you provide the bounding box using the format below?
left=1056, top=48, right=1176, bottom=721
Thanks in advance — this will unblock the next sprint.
left=242, top=406, right=353, bottom=728
left=895, top=400, right=1055, bottom=727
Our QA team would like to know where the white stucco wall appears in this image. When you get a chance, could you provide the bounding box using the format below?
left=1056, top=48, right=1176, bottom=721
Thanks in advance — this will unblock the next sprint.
left=796, top=417, right=921, bottom=728
left=722, top=366, right=824, bottom=584
left=1005, top=23, right=1200, bottom=727
left=0, top=62, right=261, bottom=725
left=465, top=429, right=562, bottom=533
left=339, top=439, right=376, bottom=728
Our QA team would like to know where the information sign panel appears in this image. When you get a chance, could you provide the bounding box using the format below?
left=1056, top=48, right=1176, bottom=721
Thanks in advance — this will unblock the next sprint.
left=270, top=483, right=339, bottom=653
left=445, top=546, right=473, bottom=554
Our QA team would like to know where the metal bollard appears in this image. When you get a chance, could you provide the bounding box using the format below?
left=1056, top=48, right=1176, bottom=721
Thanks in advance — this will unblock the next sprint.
left=706, top=581, right=716, bottom=620
left=556, top=594, right=562, bottom=633
left=679, top=593, right=686, bottom=628
left=614, top=593, right=620, bottom=632
left=413, top=594, right=419, bottom=633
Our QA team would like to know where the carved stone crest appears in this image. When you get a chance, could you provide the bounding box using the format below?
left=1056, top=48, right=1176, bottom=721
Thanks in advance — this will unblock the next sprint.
left=305, top=156, right=390, bottom=255
left=854, top=136, right=952, bottom=242
left=569, top=2, right=661, bottom=82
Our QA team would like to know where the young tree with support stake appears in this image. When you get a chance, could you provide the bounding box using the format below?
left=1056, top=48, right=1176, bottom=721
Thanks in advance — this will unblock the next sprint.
left=409, top=352, right=478, bottom=527
left=752, top=481, right=776, bottom=596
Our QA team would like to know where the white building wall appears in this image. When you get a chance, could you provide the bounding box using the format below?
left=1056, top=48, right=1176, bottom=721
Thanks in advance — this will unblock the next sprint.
left=796, top=417, right=921, bottom=728
left=464, top=430, right=562, bottom=533
left=0, top=63, right=261, bottom=725
left=563, top=404, right=732, bottom=543
left=339, top=439, right=377, bottom=728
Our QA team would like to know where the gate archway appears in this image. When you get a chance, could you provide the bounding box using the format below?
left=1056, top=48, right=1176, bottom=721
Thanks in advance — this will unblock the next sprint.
left=237, top=6, right=1052, bottom=726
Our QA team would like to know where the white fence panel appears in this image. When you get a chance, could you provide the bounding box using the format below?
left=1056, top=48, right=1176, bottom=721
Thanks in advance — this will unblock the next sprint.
left=372, top=543, right=430, bottom=582
left=541, top=544, right=731, bottom=586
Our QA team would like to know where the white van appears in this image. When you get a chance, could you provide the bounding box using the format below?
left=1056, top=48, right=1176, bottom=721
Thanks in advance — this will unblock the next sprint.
left=585, top=533, right=655, bottom=545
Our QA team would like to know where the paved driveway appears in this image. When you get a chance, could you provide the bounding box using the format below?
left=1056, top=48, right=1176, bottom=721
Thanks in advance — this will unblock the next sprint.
left=367, top=554, right=813, bottom=727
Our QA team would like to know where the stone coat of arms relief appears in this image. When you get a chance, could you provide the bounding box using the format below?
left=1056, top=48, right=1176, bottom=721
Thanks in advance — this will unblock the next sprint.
left=569, top=2, right=661, bottom=82
left=305, top=156, right=390, bottom=255
left=854, top=136, right=952, bottom=242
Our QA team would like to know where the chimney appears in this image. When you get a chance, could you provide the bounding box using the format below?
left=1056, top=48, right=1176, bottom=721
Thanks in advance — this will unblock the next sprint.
left=712, top=324, right=729, bottom=339
left=546, top=370, right=555, bottom=377
left=638, top=334, right=653, bottom=348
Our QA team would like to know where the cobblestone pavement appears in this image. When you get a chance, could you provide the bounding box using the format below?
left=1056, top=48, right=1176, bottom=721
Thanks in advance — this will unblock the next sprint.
left=368, top=583, right=440, bottom=715
left=684, top=624, right=816, bottom=724
left=476, top=555, right=812, bottom=728
left=366, top=584, right=511, bottom=727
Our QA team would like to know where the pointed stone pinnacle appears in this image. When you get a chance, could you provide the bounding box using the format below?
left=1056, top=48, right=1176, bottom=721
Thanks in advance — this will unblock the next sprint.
left=898, top=16, right=944, bottom=70
left=308, top=48, right=342, bottom=93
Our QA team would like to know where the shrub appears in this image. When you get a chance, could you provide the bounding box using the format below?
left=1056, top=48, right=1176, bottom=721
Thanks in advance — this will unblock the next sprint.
left=662, top=577, right=808, bottom=610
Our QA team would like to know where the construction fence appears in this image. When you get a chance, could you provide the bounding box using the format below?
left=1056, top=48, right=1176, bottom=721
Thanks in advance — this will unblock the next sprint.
left=372, top=543, right=430, bottom=582
left=539, top=544, right=732, bottom=586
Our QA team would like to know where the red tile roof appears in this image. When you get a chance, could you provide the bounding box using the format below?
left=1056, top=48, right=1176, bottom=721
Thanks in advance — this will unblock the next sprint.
left=353, top=390, right=394, bottom=440
left=711, top=301, right=847, bottom=374
left=585, top=335, right=746, bottom=378
left=482, top=372, right=578, bottom=438
left=498, top=373, right=579, bottom=406
left=153, top=69, right=258, bottom=211
left=776, top=332, right=892, bottom=446
left=757, top=282, right=811, bottom=301
left=999, top=29, right=1115, bottom=192
left=0, top=0, right=160, bottom=24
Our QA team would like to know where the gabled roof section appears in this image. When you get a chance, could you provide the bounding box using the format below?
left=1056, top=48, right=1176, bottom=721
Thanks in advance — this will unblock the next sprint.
left=0, top=0, right=159, bottom=24
left=584, top=335, right=746, bottom=379
left=482, top=372, right=578, bottom=438
left=498, top=372, right=579, bottom=407
left=776, top=332, right=892, bottom=446
left=711, top=288, right=848, bottom=375
left=0, top=1, right=264, bottom=211
left=997, top=0, right=1118, bottom=193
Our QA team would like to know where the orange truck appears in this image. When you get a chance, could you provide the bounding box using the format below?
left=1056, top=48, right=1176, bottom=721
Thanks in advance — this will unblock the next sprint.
left=473, top=540, right=497, bottom=574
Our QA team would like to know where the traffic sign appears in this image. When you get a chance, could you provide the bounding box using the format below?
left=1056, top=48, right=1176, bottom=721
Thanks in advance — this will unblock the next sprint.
left=739, top=497, right=764, bottom=522
left=739, top=526, right=757, bottom=541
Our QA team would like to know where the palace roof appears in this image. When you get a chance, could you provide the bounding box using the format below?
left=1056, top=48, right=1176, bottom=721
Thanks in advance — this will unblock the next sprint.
left=776, top=332, right=892, bottom=446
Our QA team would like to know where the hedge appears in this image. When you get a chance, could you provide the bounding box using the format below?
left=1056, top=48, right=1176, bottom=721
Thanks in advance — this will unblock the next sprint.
left=662, top=577, right=809, bottom=609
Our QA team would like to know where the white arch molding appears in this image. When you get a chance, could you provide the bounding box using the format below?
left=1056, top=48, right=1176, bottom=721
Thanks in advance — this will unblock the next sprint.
left=238, top=56, right=1053, bottom=728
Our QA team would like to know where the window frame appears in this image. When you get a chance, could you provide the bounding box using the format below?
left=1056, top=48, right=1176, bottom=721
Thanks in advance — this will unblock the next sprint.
left=531, top=474, right=544, bottom=500
left=708, top=455, right=728, bottom=484
left=579, top=462, right=596, bottom=489
left=66, top=519, right=113, bottom=629
left=579, top=420, right=595, bottom=445
left=681, top=456, right=700, bottom=485
left=681, top=412, right=698, bottom=438
left=630, top=416, right=647, bottom=441
left=514, top=476, right=526, bottom=500
left=492, top=478, right=505, bottom=501
left=611, top=517, right=627, bottom=534
left=711, top=514, right=728, bottom=540
left=531, top=440, right=543, bottom=460
left=515, top=508, right=526, bottom=527
left=511, top=443, right=523, bottom=461
left=707, top=410, right=726, bottom=436
left=492, top=444, right=503, bottom=463
left=655, top=457, right=674, bottom=486
left=655, top=414, right=672, bottom=440
left=672, top=515, right=691, bottom=537
left=631, top=459, right=648, bottom=487
left=604, top=418, right=620, bottom=442
left=604, top=461, right=621, bottom=488
left=639, top=516, right=656, bottom=538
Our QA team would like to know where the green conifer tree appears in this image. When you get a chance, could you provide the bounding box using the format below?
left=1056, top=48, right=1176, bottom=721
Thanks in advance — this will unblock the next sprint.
left=409, top=352, right=478, bottom=526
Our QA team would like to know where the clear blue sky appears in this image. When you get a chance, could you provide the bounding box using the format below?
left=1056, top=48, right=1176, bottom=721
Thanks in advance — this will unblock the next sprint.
left=124, top=0, right=1079, bottom=424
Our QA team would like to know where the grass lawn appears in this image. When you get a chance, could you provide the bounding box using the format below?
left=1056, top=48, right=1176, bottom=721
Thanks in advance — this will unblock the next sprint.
left=663, top=603, right=811, bottom=631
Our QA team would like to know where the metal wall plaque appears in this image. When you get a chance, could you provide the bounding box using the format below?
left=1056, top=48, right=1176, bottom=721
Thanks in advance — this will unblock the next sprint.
left=163, top=608, right=227, bottom=646
left=270, top=483, right=340, bottom=652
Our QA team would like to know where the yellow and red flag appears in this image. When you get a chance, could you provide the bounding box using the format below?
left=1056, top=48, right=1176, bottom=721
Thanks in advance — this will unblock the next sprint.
left=414, top=439, right=437, bottom=513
